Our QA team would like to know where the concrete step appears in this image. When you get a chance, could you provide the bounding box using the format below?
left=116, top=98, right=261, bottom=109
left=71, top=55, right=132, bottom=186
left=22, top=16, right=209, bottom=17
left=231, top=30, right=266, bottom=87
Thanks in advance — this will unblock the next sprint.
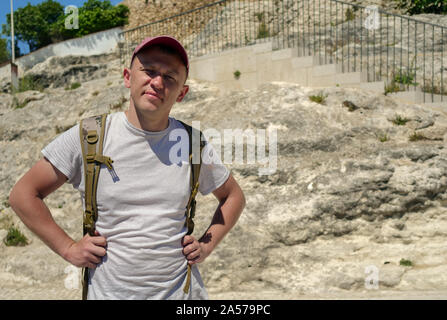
left=309, top=75, right=336, bottom=87
left=189, top=44, right=445, bottom=107
left=421, top=92, right=447, bottom=104
left=259, top=55, right=317, bottom=86
left=312, top=63, right=343, bottom=77
left=286, top=67, right=311, bottom=86
left=271, top=47, right=300, bottom=61
left=251, top=41, right=273, bottom=54
left=215, top=71, right=258, bottom=92
left=335, top=71, right=368, bottom=86
left=359, top=81, right=385, bottom=94
left=423, top=101, right=447, bottom=109
left=307, top=63, right=339, bottom=87
left=331, top=81, right=385, bottom=94
left=291, top=55, right=319, bottom=68
left=388, top=90, right=446, bottom=104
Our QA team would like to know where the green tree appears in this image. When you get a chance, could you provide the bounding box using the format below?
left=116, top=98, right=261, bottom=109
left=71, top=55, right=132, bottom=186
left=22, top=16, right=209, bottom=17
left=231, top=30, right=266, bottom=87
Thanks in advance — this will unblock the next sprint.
left=1, top=0, right=64, bottom=52
left=396, top=0, right=447, bottom=15
left=0, top=38, right=21, bottom=64
left=51, top=0, right=129, bottom=40
left=2, top=0, right=128, bottom=53
left=0, top=38, right=9, bottom=64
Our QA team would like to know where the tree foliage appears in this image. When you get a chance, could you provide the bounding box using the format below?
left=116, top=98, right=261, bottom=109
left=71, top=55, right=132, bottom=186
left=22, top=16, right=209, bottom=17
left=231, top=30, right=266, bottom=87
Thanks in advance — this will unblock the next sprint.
left=50, top=0, right=129, bottom=41
left=0, top=38, right=21, bottom=64
left=0, top=38, right=9, bottom=64
left=1, top=0, right=129, bottom=53
left=2, top=0, right=64, bottom=52
left=396, top=0, right=447, bottom=15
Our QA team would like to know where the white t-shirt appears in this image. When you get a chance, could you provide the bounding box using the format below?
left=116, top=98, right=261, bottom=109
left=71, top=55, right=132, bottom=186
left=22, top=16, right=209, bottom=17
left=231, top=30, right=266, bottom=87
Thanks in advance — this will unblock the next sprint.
left=41, top=111, right=230, bottom=300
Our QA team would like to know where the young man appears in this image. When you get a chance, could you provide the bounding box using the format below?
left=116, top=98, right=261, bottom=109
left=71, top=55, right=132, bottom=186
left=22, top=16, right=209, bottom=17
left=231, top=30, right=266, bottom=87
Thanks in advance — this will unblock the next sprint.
left=9, top=36, right=245, bottom=299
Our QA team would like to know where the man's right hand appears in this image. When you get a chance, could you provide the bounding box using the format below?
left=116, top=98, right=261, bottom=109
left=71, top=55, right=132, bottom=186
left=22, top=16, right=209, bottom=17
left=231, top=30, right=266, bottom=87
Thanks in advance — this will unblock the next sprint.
left=9, top=158, right=108, bottom=270
left=64, top=231, right=107, bottom=269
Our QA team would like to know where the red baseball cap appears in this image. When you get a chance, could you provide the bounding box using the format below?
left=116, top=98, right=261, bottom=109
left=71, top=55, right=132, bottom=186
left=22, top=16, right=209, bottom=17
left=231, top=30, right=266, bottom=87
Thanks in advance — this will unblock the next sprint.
left=131, top=35, right=189, bottom=77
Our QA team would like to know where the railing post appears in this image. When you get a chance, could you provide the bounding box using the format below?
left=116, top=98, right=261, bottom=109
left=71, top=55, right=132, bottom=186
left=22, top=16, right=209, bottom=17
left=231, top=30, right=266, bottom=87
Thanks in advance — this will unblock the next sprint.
left=406, top=19, right=409, bottom=91
left=386, top=13, right=389, bottom=81
left=303, top=0, right=306, bottom=56
left=341, top=2, right=345, bottom=72
left=347, top=3, right=350, bottom=73
left=360, top=4, right=363, bottom=74
left=415, top=22, right=417, bottom=93
left=324, top=0, right=327, bottom=64
left=423, top=23, right=426, bottom=103
left=379, top=7, right=382, bottom=81
left=442, top=28, right=444, bottom=102
left=372, top=11, right=375, bottom=81
left=335, top=1, right=338, bottom=65
left=400, top=16, right=403, bottom=87
left=432, top=25, right=435, bottom=103
left=366, top=7, right=370, bottom=81
left=393, top=15, right=396, bottom=86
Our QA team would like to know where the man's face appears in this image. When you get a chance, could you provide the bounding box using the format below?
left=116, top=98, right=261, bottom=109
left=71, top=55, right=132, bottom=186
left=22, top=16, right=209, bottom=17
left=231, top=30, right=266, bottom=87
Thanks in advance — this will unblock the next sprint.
left=124, top=46, right=189, bottom=118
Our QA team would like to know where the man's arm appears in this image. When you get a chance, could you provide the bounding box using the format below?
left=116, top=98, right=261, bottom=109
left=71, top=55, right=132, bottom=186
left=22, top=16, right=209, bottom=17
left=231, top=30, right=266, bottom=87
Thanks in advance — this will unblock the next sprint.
left=182, top=174, right=245, bottom=264
left=9, top=157, right=106, bottom=269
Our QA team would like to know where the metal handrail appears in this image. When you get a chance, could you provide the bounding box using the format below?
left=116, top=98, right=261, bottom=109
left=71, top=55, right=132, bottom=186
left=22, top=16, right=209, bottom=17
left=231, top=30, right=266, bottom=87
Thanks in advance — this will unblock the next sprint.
left=120, top=0, right=447, bottom=103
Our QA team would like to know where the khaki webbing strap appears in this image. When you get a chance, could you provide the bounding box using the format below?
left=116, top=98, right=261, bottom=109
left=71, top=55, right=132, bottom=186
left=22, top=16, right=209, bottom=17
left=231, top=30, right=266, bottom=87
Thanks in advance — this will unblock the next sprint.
left=179, top=120, right=205, bottom=294
left=184, top=264, right=192, bottom=294
left=84, top=138, right=97, bottom=234
left=79, top=113, right=112, bottom=300
left=82, top=267, right=89, bottom=300
left=183, top=162, right=202, bottom=294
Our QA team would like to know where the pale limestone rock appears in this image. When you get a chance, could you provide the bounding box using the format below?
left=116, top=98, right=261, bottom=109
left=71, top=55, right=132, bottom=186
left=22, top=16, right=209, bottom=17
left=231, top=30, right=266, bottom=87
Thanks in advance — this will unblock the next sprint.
left=1, top=50, right=447, bottom=300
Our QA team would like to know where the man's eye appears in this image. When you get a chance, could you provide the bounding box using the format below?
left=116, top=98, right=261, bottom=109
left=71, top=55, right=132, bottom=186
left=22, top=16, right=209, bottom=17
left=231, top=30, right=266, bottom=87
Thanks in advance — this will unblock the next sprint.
left=164, top=75, right=176, bottom=82
left=146, top=70, right=157, bottom=77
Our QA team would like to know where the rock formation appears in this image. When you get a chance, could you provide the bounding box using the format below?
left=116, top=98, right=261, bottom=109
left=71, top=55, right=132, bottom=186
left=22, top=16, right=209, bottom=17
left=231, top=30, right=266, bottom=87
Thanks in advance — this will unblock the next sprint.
left=1, top=49, right=447, bottom=299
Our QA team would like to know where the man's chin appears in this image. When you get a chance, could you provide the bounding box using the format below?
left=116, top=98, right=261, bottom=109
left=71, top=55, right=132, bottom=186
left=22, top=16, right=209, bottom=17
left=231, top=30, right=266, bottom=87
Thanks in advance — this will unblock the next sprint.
left=136, top=101, right=160, bottom=113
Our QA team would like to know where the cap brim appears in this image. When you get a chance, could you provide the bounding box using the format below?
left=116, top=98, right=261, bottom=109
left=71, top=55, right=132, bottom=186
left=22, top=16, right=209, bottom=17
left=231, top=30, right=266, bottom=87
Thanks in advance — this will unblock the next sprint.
left=131, top=36, right=189, bottom=76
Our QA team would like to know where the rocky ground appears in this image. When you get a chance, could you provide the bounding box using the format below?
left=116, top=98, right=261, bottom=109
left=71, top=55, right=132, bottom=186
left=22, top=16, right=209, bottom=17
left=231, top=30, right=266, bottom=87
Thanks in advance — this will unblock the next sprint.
left=1, top=51, right=447, bottom=300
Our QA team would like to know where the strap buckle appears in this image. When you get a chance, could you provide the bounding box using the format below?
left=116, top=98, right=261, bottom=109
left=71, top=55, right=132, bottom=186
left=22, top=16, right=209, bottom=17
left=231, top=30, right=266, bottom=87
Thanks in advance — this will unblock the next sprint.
left=85, top=154, right=114, bottom=170
left=86, top=131, right=98, bottom=144
left=86, top=154, right=95, bottom=163
left=83, top=209, right=94, bottom=228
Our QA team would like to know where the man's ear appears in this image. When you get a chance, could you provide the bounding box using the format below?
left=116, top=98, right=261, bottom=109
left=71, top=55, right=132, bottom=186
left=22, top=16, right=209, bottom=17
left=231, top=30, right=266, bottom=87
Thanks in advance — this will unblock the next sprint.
left=123, top=67, right=131, bottom=88
left=176, top=85, right=189, bottom=102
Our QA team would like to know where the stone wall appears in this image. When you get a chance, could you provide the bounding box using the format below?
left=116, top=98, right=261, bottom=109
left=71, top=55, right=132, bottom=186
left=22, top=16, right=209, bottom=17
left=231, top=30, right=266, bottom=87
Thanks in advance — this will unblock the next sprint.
left=0, top=27, right=123, bottom=87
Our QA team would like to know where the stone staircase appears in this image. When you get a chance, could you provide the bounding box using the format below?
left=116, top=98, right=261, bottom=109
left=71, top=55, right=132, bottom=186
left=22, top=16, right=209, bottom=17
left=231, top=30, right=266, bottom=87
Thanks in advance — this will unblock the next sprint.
left=189, top=41, right=447, bottom=109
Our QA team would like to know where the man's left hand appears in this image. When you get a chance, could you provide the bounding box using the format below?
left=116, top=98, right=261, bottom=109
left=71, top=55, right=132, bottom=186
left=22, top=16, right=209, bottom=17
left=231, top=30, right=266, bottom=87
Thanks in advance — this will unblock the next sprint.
left=181, top=235, right=208, bottom=265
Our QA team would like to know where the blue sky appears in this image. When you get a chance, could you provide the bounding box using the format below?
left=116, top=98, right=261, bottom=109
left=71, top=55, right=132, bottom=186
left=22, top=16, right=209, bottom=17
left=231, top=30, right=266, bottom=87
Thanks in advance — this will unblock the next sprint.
left=1, top=0, right=123, bottom=55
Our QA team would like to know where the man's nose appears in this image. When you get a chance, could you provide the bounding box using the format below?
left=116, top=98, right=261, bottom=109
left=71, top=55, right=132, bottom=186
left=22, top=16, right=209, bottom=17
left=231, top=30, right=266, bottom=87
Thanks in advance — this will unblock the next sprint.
left=150, top=74, right=163, bottom=88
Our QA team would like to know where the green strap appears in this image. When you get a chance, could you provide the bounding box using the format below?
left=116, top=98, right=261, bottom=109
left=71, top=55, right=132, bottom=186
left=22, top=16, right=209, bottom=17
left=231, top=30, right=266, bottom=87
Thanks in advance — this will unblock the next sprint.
left=80, top=113, right=112, bottom=300
left=179, top=121, right=205, bottom=294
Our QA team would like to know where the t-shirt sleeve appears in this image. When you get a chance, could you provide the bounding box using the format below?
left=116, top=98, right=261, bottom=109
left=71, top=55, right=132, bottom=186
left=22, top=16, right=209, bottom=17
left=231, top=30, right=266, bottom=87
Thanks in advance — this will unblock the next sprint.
left=41, top=123, right=83, bottom=188
left=198, top=139, right=230, bottom=196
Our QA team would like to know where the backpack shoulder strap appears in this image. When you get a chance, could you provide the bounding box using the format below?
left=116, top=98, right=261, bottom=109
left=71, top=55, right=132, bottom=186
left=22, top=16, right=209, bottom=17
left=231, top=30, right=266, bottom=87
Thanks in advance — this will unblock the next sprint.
left=79, top=113, right=113, bottom=300
left=178, top=120, right=205, bottom=235
left=178, top=120, right=206, bottom=294
left=79, top=113, right=113, bottom=235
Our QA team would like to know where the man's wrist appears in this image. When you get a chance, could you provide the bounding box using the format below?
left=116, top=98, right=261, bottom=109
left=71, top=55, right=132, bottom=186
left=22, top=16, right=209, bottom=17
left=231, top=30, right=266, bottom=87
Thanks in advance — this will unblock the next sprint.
left=60, top=239, right=76, bottom=262
left=199, top=238, right=214, bottom=261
